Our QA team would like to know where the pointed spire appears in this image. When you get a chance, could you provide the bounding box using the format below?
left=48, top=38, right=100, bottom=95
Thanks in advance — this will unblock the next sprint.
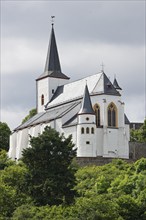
left=36, top=23, right=69, bottom=81
left=78, top=84, right=95, bottom=115
left=113, top=77, right=122, bottom=90
left=44, top=24, right=61, bottom=72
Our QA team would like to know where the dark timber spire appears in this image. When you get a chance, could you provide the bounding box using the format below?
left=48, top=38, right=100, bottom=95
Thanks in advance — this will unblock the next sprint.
left=78, top=84, right=95, bottom=115
left=44, top=24, right=61, bottom=72
left=36, top=23, right=69, bottom=81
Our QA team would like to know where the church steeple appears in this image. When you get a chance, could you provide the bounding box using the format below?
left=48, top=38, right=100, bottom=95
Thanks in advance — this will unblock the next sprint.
left=36, top=22, right=70, bottom=113
left=36, top=23, right=69, bottom=80
left=78, top=84, right=95, bottom=115
left=44, top=24, right=61, bottom=72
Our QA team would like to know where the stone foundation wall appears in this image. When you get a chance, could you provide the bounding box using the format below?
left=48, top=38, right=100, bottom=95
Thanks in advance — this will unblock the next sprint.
left=129, top=142, right=146, bottom=160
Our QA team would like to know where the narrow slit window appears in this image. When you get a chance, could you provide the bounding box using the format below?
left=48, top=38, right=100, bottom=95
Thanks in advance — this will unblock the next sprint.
left=41, top=94, right=44, bottom=105
left=81, top=127, right=84, bottom=134
left=86, top=127, right=90, bottom=134
left=91, top=127, right=94, bottom=134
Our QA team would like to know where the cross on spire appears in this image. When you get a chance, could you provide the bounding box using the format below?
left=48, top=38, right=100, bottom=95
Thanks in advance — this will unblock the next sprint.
left=51, top=16, right=55, bottom=26
left=101, top=62, right=105, bottom=72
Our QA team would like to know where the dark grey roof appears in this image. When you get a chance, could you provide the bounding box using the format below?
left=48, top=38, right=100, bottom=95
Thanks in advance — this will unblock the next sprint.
left=62, top=114, right=78, bottom=127
left=124, top=114, right=130, bottom=124
left=78, top=84, right=95, bottom=115
left=14, top=102, right=80, bottom=131
left=113, top=78, right=122, bottom=90
left=45, top=85, right=64, bottom=107
left=14, top=112, right=45, bottom=131
left=36, top=25, right=69, bottom=81
left=103, top=72, right=120, bottom=95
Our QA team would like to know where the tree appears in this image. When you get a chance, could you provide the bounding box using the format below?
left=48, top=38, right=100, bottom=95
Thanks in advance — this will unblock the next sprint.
left=0, top=150, right=15, bottom=170
left=22, top=108, right=37, bottom=124
left=0, top=162, right=32, bottom=218
left=0, top=122, right=11, bottom=151
left=141, top=119, right=146, bottom=142
left=22, top=127, right=77, bottom=206
left=130, top=119, right=146, bottom=142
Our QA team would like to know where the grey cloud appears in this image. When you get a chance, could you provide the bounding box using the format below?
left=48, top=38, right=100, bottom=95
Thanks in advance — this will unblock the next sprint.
left=1, top=72, right=36, bottom=109
left=1, top=1, right=145, bottom=127
left=1, top=1, right=145, bottom=45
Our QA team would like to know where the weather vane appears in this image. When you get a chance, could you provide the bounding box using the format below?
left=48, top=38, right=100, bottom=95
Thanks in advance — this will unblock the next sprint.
left=51, top=16, right=55, bottom=26
left=101, top=62, right=105, bottom=72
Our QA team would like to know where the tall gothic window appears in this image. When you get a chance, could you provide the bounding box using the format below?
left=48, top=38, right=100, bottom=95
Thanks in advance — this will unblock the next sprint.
left=41, top=94, right=44, bottom=105
left=93, top=104, right=100, bottom=127
left=107, top=103, right=117, bottom=127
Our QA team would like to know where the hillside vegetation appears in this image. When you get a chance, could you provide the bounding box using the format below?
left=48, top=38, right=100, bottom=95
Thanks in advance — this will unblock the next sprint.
left=0, top=126, right=146, bottom=219
left=0, top=150, right=146, bottom=219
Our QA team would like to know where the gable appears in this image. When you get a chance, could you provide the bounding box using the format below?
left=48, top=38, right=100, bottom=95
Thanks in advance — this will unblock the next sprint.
left=46, top=72, right=120, bottom=110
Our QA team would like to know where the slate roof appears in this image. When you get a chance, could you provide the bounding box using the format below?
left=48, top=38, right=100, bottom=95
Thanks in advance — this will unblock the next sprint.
left=124, top=114, right=130, bottom=124
left=36, top=25, right=69, bottom=81
left=78, top=84, right=95, bottom=115
left=62, top=114, right=78, bottom=128
left=14, top=102, right=80, bottom=131
left=113, top=78, right=122, bottom=90
left=45, top=72, right=120, bottom=109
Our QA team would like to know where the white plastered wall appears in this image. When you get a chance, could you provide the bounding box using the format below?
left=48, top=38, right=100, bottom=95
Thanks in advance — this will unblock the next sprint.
left=90, top=94, right=129, bottom=158
left=37, top=77, right=69, bottom=113
left=77, top=114, right=97, bottom=157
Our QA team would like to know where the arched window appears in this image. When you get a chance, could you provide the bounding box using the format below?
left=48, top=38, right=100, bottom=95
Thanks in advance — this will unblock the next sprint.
left=41, top=94, right=44, bottom=105
left=91, top=127, right=94, bottom=134
left=86, top=127, right=90, bottom=134
left=81, top=127, right=84, bottom=134
left=93, top=104, right=100, bottom=127
left=107, top=103, right=117, bottom=127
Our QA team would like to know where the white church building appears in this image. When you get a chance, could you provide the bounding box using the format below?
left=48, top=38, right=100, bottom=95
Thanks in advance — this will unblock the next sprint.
left=8, top=24, right=130, bottom=160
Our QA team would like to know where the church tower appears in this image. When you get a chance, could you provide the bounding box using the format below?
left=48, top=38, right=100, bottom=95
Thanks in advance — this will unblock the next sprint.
left=77, top=84, right=97, bottom=157
left=36, top=23, right=70, bottom=113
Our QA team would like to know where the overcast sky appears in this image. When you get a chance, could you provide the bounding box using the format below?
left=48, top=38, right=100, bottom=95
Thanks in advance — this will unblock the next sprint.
left=1, top=0, right=145, bottom=130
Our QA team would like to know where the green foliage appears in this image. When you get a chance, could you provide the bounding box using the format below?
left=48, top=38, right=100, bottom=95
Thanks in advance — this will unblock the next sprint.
left=22, top=108, right=37, bottom=124
left=0, top=121, right=11, bottom=151
left=1, top=152, right=146, bottom=219
left=116, top=195, right=140, bottom=220
left=0, top=149, right=15, bottom=170
left=0, top=161, right=32, bottom=218
left=135, top=157, right=146, bottom=173
left=130, top=119, right=146, bottom=142
left=22, top=126, right=77, bottom=206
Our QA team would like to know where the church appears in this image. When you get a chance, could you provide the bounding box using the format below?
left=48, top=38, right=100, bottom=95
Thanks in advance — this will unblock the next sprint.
left=8, top=23, right=130, bottom=160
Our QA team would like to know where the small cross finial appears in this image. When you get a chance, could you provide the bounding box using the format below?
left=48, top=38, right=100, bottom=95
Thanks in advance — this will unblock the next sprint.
left=51, top=16, right=55, bottom=26
left=101, top=62, right=105, bottom=72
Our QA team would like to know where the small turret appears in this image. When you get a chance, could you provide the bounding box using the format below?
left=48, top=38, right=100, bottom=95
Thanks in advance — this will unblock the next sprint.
left=77, top=84, right=96, bottom=157
left=78, top=84, right=95, bottom=115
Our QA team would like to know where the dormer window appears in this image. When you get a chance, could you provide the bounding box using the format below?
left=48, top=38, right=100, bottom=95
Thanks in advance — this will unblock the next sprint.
left=41, top=94, right=44, bottom=105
